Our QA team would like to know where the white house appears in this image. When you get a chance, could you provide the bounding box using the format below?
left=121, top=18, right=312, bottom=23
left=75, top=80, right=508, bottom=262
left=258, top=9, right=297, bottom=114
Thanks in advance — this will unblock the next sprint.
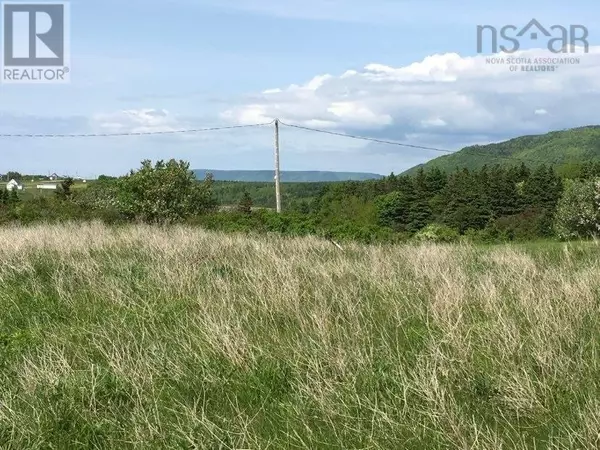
left=6, top=179, right=23, bottom=191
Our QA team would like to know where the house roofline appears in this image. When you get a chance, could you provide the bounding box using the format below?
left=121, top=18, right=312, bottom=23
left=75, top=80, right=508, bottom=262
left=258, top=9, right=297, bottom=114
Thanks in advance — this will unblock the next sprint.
left=516, top=18, right=551, bottom=37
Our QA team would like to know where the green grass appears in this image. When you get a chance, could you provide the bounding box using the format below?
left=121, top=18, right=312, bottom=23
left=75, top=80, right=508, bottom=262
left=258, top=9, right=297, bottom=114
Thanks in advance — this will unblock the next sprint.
left=0, top=223, right=599, bottom=449
left=13, top=180, right=90, bottom=201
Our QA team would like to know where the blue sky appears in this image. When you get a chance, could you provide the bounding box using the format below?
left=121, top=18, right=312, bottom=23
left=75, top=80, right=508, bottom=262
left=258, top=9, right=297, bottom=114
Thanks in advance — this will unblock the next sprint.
left=1, top=0, right=599, bottom=177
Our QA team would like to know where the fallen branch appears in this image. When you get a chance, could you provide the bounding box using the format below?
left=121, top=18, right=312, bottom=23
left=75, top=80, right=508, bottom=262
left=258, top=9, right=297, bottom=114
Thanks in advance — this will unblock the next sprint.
left=328, top=239, right=344, bottom=251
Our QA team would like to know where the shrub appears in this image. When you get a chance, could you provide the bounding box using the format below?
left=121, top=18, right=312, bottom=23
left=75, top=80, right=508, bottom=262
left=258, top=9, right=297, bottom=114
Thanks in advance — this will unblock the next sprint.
left=413, top=223, right=459, bottom=243
left=495, top=208, right=552, bottom=241
left=116, top=159, right=216, bottom=223
left=554, top=178, right=600, bottom=239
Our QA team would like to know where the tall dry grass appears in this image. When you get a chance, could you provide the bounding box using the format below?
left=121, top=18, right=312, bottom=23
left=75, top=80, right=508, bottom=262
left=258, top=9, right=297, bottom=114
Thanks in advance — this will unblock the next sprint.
left=0, top=222, right=599, bottom=449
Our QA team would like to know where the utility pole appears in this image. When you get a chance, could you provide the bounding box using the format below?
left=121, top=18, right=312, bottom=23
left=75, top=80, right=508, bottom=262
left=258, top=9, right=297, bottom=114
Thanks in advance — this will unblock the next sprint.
left=274, top=118, right=282, bottom=213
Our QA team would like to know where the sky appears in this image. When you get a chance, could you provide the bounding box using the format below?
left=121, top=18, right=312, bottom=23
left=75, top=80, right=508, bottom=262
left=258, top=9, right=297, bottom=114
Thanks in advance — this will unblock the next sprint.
left=0, top=0, right=599, bottom=177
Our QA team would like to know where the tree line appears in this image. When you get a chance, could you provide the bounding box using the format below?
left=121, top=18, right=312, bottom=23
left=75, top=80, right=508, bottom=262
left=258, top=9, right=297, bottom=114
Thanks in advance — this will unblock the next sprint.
left=2, top=159, right=600, bottom=243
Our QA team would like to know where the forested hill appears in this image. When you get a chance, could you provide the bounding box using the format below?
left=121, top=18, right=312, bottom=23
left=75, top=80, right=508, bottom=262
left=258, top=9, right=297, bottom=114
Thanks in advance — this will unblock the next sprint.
left=405, top=125, right=600, bottom=175
left=193, top=170, right=383, bottom=182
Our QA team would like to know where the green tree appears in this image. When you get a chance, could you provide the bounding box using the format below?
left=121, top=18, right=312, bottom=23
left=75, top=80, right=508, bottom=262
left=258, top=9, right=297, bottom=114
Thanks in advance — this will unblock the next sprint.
left=295, top=200, right=311, bottom=214
left=97, top=174, right=118, bottom=181
left=442, top=168, right=491, bottom=233
left=521, top=165, right=563, bottom=236
left=116, top=159, right=216, bottom=223
left=407, top=168, right=433, bottom=231
left=523, top=165, right=562, bottom=211
left=554, top=178, right=600, bottom=239
left=426, top=167, right=447, bottom=193
left=55, top=177, right=74, bottom=200
left=237, top=191, right=253, bottom=215
left=486, top=165, right=519, bottom=218
left=6, top=171, right=21, bottom=181
left=375, top=191, right=411, bottom=230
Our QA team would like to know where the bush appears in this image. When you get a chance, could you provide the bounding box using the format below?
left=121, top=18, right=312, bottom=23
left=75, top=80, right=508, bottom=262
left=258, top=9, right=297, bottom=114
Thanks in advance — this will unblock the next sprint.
left=494, top=209, right=552, bottom=241
left=413, top=223, right=459, bottom=243
left=116, top=159, right=216, bottom=223
left=11, top=197, right=87, bottom=224
left=554, top=178, right=600, bottom=239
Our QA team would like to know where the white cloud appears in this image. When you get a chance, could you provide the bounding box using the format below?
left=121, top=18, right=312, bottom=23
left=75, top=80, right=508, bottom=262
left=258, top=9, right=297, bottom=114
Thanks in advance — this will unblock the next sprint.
left=222, top=47, right=600, bottom=152
left=220, top=106, right=272, bottom=126
left=90, top=109, right=183, bottom=134
left=421, top=118, right=447, bottom=128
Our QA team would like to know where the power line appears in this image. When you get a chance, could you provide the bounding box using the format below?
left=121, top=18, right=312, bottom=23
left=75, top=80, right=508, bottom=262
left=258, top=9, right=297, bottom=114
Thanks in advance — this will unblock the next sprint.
left=279, top=121, right=454, bottom=154
left=0, top=122, right=273, bottom=138
left=0, top=116, right=572, bottom=167
left=278, top=121, right=566, bottom=167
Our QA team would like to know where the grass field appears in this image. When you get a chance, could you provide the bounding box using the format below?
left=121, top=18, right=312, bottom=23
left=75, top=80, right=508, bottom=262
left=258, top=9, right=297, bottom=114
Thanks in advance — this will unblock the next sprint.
left=13, top=180, right=90, bottom=201
left=0, top=223, right=599, bottom=449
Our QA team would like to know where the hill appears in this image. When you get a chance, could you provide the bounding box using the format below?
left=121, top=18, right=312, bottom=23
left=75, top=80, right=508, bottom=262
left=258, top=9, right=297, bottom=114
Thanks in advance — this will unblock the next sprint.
left=193, top=169, right=383, bottom=182
left=405, top=125, right=600, bottom=174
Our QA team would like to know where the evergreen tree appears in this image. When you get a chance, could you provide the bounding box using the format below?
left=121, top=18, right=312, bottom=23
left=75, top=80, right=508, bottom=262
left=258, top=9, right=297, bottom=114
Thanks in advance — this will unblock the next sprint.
left=423, top=168, right=448, bottom=221
left=375, top=191, right=411, bottom=230
left=406, top=168, right=432, bottom=231
left=426, top=167, right=447, bottom=194
left=55, top=177, right=75, bottom=200
left=442, top=168, right=491, bottom=233
left=523, top=165, right=547, bottom=209
left=237, top=191, right=253, bottom=215
left=545, top=166, right=563, bottom=211
left=520, top=165, right=563, bottom=236
left=387, top=172, right=398, bottom=190
left=523, top=165, right=562, bottom=212
left=487, top=165, right=519, bottom=218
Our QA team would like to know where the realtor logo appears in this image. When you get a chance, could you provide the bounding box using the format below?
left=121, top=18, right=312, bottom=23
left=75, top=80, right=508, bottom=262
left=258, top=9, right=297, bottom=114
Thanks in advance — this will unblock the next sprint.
left=1, top=1, right=70, bottom=83
left=477, top=18, right=589, bottom=54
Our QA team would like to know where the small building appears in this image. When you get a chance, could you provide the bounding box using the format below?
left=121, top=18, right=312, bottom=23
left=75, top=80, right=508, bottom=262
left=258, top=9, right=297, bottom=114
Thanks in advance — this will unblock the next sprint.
left=37, top=183, right=58, bottom=190
left=6, top=179, right=23, bottom=191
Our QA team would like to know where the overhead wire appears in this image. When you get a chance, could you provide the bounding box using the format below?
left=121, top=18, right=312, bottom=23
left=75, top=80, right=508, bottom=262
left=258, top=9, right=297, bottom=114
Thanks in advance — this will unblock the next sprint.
left=0, top=116, right=573, bottom=168
left=0, top=121, right=274, bottom=138
left=278, top=121, right=568, bottom=167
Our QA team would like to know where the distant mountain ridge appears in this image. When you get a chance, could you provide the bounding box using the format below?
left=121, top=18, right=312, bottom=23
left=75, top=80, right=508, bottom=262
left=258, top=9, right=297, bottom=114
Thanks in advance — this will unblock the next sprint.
left=192, top=170, right=384, bottom=182
left=404, top=125, right=600, bottom=174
